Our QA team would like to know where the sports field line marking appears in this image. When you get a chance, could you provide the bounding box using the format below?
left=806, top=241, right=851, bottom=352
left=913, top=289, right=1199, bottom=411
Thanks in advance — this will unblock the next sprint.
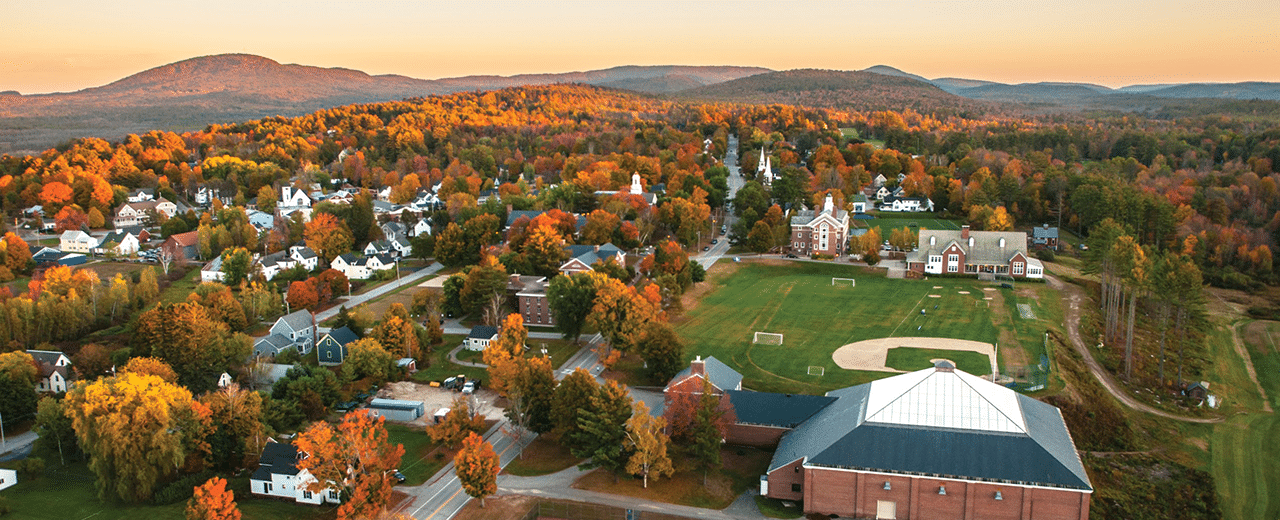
left=888, top=291, right=932, bottom=339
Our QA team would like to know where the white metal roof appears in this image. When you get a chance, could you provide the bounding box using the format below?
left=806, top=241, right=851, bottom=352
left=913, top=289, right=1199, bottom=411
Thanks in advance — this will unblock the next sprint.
left=863, top=366, right=1027, bottom=434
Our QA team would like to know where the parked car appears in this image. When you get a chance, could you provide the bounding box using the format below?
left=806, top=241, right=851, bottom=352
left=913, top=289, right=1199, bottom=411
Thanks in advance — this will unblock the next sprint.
left=711, top=239, right=718, bottom=244
left=702, top=246, right=710, bottom=251
left=462, top=381, right=476, bottom=395
left=786, top=253, right=798, bottom=258
left=393, top=470, right=406, bottom=483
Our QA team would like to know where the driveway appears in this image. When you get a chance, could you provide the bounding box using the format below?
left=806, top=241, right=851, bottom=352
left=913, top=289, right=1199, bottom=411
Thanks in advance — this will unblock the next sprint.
left=0, top=430, right=39, bottom=462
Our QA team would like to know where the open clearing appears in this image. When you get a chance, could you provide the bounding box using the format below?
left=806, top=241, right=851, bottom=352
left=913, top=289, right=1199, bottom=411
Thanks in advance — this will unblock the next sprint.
left=673, top=261, right=1028, bottom=394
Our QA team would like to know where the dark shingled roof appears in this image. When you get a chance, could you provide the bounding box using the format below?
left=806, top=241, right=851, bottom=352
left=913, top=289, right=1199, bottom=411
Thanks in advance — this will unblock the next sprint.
left=468, top=325, right=498, bottom=340
left=253, top=441, right=302, bottom=480
left=324, top=326, right=359, bottom=346
left=726, top=390, right=835, bottom=428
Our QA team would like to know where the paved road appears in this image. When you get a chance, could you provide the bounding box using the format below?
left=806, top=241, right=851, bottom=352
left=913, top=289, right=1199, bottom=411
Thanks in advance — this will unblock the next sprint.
left=400, top=419, right=537, bottom=519
left=697, top=135, right=744, bottom=270
left=314, top=262, right=443, bottom=322
left=1052, top=274, right=1223, bottom=424
left=0, top=430, right=38, bottom=462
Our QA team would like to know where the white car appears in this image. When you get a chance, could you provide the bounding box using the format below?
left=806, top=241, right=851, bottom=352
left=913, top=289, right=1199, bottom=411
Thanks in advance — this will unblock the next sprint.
left=462, top=381, right=476, bottom=395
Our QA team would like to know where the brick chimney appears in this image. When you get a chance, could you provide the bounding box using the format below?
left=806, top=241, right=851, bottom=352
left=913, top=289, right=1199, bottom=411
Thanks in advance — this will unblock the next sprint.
left=961, top=225, right=970, bottom=240
left=690, top=355, right=705, bottom=377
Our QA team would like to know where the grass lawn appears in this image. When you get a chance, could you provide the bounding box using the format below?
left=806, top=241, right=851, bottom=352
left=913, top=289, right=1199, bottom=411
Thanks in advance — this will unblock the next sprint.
left=0, top=461, right=324, bottom=520
left=884, top=347, right=991, bottom=375
left=856, top=213, right=964, bottom=235
left=501, top=437, right=581, bottom=477
left=572, top=446, right=770, bottom=509
left=754, top=496, right=804, bottom=519
left=1208, top=319, right=1280, bottom=520
left=387, top=423, right=444, bottom=486
left=413, top=335, right=489, bottom=384
left=75, top=260, right=146, bottom=281
left=158, top=268, right=201, bottom=305
left=673, top=261, right=1023, bottom=394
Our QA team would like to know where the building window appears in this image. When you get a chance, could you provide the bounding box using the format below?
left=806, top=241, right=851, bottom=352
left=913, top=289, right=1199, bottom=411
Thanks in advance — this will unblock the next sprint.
left=303, top=491, right=312, bottom=499
left=792, top=483, right=802, bottom=492
left=265, top=482, right=273, bottom=493
left=947, top=254, right=959, bottom=273
left=1013, top=263, right=1024, bottom=275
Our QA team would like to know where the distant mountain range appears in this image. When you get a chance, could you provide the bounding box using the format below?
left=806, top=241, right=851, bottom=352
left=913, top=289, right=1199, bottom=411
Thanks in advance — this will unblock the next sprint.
left=860, top=65, right=1280, bottom=103
left=0, top=54, right=767, bottom=154
left=2, top=54, right=1278, bottom=154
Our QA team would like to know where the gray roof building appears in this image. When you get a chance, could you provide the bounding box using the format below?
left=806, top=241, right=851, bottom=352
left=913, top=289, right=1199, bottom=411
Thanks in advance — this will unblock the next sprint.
left=767, top=363, right=1091, bottom=491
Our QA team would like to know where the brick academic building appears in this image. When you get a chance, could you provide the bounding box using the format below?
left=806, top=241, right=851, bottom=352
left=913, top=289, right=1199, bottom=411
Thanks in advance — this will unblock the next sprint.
left=666, top=358, right=1092, bottom=520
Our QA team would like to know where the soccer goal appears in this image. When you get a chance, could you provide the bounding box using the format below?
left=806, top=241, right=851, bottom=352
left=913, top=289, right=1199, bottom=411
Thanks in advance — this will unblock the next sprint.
left=808, top=366, right=825, bottom=376
left=831, top=277, right=856, bottom=287
left=753, top=332, right=784, bottom=345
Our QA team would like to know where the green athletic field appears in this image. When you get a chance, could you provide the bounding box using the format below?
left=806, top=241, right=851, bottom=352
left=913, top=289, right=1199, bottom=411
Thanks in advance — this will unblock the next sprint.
left=852, top=214, right=964, bottom=240
left=674, top=262, right=1015, bottom=394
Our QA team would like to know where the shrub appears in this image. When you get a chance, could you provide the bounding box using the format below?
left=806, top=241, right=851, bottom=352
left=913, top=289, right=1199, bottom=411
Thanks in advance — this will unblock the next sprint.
left=151, top=470, right=215, bottom=505
left=1035, top=248, right=1055, bottom=262
left=14, top=457, right=44, bottom=477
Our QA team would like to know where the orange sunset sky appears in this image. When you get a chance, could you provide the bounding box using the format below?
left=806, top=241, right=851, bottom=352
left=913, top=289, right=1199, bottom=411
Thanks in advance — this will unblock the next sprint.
left=3, top=0, right=1277, bottom=94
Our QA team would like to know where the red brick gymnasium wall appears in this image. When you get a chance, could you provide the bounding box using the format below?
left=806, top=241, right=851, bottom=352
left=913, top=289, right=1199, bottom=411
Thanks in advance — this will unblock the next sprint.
left=725, top=423, right=787, bottom=448
left=801, top=467, right=1090, bottom=520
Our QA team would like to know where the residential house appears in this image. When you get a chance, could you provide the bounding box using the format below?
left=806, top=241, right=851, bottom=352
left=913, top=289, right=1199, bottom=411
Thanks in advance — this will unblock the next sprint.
left=872, top=173, right=887, bottom=188
left=874, top=185, right=891, bottom=202
left=789, top=195, right=850, bottom=257
left=330, top=253, right=395, bottom=280
left=162, top=230, right=200, bottom=261
left=290, top=246, right=319, bottom=271
left=465, top=325, right=499, bottom=351
left=118, top=225, right=152, bottom=243
left=250, top=441, right=341, bottom=505
left=201, top=256, right=226, bottom=283
left=94, top=230, right=141, bottom=256
left=247, top=209, right=275, bottom=231
left=126, top=188, right=155, bottom=203
left=511, top=275, right=554, bottom=326
left=759, top=361, right=1091, bottom=519
left=265, top=310, right=316, bottom=354
left=217, top=372, right=234, bottom=388
left=411, top=219, right=432, bottom=237
left=850, top=193, right=869, bottom=213
left=905, top=225, right=1044, bottom=279
left=253, top=334, right=298, bottom=359
left=28, top=350, right=72, bottom=393
left=559, top=243, right=625, bottom=276
left=380, top=222, right=406, bottom=239
left=277, top=186, right=313, bottom=222
left=878, top=195, right=933, bottom=212
left=316, top=326, right=359, bottom=366
left=59, top=230, right=96, bottom=253
left=112, top=198, right=177, bottom=227
left=363, top=240, right=392, bottom=257
left=1031, top=224, right=1060, bottom=250
left=194, top=186, right=235, bottom=207
left=321, top=190, right=354, bottom=205
left=258, top=251, right=298, bottom=281
left=389, top=235, right=412, bottom=257
left=0, top=468, right=16, bottom=492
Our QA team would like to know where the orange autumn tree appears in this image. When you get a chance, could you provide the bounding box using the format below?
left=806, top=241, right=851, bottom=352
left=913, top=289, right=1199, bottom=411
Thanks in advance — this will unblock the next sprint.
left=304, top=212, right=354, bottom=263
left=426, top=396, right=487, bottom=448
left=587, top=276, right=660, bottom=358
left=186, top=476, right=241, bottom=520
left=454, top=432, right=499, bottom=507
left=295, top=410, right=405, bottom=520
left=120, top=356, right=179, bottom=383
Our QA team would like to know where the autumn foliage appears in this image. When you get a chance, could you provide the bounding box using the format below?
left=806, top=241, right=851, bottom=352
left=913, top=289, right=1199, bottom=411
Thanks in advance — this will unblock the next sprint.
left=295, top=410, right=405, bottom=520
left=454, top=432, right=499, bottom=507
left=186, top=476, right=241, bottom=520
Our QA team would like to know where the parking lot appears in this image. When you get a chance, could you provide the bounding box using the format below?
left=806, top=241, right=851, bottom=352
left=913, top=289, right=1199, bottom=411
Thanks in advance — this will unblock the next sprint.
left=380, top=380, right=505, bottom=425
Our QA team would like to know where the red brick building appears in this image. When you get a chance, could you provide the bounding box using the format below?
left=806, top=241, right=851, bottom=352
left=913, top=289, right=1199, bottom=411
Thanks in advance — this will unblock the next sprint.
left=664, top=357, right=1092, bottom=520
left=789, top=195, right=849, bottom=256
left=763, top=362, right=1091, bottom=519
left=509, top=275, right=554, bottom=326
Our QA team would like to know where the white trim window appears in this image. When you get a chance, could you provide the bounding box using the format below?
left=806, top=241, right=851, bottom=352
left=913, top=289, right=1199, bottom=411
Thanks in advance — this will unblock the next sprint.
left=819, top=224, right=829, bottom=251
left=1013, top=262, right=1024, bottom=275
left=947, top=254, right=959, bottom=273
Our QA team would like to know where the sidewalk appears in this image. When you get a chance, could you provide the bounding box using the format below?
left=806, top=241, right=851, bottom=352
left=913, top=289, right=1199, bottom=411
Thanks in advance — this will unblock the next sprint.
left=0, top=430, right=39, bottom=462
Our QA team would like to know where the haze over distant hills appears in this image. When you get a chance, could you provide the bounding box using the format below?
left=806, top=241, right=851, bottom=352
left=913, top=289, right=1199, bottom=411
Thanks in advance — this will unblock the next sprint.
left=0, top=54, right=767, bottom=154
left=2, top=53, right=1279, bottom=155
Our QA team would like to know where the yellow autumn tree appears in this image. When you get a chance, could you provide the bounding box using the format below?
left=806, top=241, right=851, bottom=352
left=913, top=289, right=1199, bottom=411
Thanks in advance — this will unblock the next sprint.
left=295, top=410, right=405, bottom=520
left=624, top=401, right=674, bottom=488
left=64, top=372, right=210, bottom=502
left=482, top=313, right=528, bottom=395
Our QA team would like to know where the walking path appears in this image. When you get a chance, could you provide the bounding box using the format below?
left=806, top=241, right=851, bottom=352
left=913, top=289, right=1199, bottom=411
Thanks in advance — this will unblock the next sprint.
left=1229, top=322, right=1273, bottom=413
left=1051, top=274, right=1222, bottom=424
left=447, top=344, right=486, bottom=368
left=497, top=466, right=768, bottom=519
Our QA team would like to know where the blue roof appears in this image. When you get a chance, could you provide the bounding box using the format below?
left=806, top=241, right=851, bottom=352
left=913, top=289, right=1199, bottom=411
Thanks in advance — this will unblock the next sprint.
left=1032, top=226, right=1059, bottom=239
left=324, top=326, right=358, bottom=346
left=668, top=356, right=743, bottom=393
